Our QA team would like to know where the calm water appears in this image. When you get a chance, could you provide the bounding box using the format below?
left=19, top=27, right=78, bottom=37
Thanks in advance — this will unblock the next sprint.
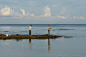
left=0, top=24, right=86, bottom=57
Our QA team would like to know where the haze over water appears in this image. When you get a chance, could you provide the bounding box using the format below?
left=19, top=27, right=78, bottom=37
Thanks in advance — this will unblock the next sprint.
left=0, top=24, right=86, bottom=57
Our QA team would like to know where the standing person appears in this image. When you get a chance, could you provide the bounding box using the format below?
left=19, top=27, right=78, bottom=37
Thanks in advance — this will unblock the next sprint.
left=48, top=25, right=51, bottom=37
left=29, top=25, right=33, bottom=35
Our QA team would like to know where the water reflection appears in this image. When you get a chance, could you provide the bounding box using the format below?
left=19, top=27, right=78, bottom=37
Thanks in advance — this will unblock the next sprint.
left=48, top=38, right=50, bottom=52
left=28, top=38, right=51, bottom=52
left=1, top=38, right=51, bottom=52
left=16, top=39, right=20, bottom=42
left=29, top=39, right=32, bottom=50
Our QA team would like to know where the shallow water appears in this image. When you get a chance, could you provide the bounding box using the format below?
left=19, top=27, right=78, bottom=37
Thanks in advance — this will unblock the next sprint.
left=0, top=24, right=86, bottom=57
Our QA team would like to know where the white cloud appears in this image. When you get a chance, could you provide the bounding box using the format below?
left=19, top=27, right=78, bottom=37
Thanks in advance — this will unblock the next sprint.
left=74, top=16, right=85, bottom=19
left=56, top=16, right=66, bottom=19
left=44, top=5, right=51, bottom=17
left=30, top=14, right=34, bottom=16
left=80, top=16, right=85, bottom=19
left=38, top=5, right=67, bottom=19
left=12, top=12, right=22, bottom=19
left=0, top=5, right=85, bottom=20
left=0, top=5, right=67, bottom=19
left=0, top=6, right=23, bottom=19
left=20, top=9, right=25, bottom=15
left=0, top=5, right=14, bottom=16
left=39, top=15, right=44, bottom=17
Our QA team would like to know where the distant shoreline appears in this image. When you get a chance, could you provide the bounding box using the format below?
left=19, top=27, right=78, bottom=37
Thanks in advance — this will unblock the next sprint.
left=0, top=24, right=86, bottom=25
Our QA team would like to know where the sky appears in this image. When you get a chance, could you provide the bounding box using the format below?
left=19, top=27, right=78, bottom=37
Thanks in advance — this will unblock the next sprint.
left=0, top=0, right=86, bottom=24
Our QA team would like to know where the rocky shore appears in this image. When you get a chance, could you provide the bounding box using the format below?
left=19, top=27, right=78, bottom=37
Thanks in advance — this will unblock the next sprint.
left=0, top=34, right=63, bottom=40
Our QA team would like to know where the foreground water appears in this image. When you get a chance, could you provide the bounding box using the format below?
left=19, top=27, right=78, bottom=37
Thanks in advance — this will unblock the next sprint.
left=0, top=24, right=86, bottom=57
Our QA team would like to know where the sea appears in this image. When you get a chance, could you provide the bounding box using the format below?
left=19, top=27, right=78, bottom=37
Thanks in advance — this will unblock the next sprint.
left=0, top=24, right=86, bottom=57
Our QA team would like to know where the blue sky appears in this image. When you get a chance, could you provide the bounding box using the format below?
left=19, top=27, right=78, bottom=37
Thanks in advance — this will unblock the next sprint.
left=0, top=0, right=86, bottom=24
